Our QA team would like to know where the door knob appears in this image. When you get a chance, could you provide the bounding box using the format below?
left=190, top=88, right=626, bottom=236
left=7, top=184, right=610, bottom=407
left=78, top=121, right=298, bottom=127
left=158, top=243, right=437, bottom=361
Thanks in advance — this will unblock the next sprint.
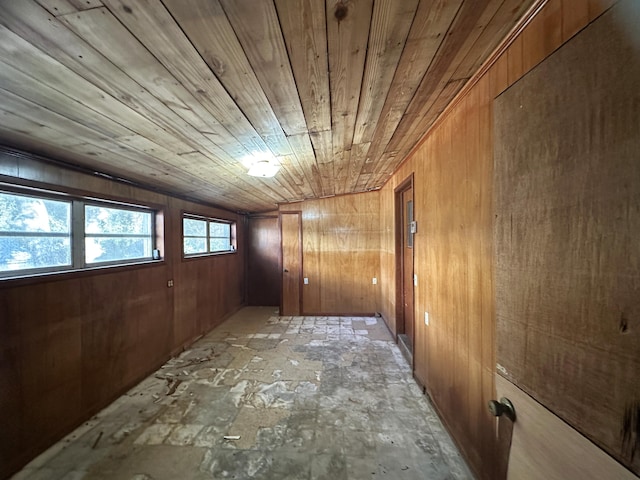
left=488, top=397, right=516, bottom=421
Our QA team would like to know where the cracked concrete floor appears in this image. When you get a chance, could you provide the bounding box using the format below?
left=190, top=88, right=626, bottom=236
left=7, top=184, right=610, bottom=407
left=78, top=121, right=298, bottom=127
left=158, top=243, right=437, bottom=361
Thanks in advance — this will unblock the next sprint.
left=12, top=307, right=473, bottom=480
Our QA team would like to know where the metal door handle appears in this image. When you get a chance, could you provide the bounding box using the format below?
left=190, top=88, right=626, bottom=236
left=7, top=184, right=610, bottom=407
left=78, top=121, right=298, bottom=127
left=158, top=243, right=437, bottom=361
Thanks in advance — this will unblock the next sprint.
left=488, top=397, right=516, bottom=421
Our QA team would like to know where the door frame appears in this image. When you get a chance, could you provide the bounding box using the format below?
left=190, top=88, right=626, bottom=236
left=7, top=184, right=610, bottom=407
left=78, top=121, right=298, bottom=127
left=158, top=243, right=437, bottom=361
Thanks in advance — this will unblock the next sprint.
left=279, top=211, right=303, bottom=315
left=394, top=174, right=415, bottom=349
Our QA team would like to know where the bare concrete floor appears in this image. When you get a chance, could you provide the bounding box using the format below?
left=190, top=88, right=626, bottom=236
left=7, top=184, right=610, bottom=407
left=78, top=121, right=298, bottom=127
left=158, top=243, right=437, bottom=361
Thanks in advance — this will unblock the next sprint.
left=12, top=307, right=473, bottom=480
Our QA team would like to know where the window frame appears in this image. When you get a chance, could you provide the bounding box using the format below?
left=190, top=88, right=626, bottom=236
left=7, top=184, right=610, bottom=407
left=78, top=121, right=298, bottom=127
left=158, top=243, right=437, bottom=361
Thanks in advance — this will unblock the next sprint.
left=83, top=201, right=155, bottom=267
left=0, top=185, right=162, bottom=280
left=182, top=212, right=236, bottom=258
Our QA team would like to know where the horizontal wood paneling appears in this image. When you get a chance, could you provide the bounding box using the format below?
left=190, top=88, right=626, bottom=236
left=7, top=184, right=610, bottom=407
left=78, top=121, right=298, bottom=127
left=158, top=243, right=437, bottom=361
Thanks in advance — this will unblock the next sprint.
left=281, top=192, right=381, bottom=315
left=378, top=0, right=622, bottom=478
left=0, top=150, right=245, bottom=479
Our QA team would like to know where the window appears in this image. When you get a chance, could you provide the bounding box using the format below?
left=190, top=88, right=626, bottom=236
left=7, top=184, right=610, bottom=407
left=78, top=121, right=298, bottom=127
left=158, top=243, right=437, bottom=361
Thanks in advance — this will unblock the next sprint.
left=85, top=205, right=153, bottom=264
left=183, top=214, right=235, bottom=256
left=0, top=189, right=158, bottom=278
left=0, top=191, right=72, bottom=273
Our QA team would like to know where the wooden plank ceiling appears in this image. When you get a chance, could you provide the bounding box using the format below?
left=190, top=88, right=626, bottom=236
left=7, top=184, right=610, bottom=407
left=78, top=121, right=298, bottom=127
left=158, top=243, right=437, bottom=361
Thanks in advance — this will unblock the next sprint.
left=0, top=0, right=534, bottom=212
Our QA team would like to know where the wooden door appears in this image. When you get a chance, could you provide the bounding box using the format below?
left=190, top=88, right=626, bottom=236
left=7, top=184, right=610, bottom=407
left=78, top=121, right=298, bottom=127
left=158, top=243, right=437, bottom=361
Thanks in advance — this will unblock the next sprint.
left=402, top=187, right=414, bottom=344
left=280, top=212, right=301, bottom=315
left=247, top=216, right=281, bottom=306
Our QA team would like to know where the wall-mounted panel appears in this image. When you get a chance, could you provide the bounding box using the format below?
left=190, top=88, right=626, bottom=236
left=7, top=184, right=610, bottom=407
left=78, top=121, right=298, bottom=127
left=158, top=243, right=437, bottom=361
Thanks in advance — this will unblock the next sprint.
left=379, top=0, right=623, bottom=477
left=494, top=2, right=640, bottom=472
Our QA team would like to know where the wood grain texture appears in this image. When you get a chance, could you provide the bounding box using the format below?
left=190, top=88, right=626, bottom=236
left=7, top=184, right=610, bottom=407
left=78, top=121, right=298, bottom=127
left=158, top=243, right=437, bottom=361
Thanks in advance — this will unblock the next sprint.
left=378, top=0, right=619, bottom=478
left=280, top=212, right=302, bottom=315
left=101, top=0, right=269, bottom=155
left=219, top=0, right=307, bottom=137
left=280, top=192, right=381, bottom=315
left=247, top=216, right=281, bottom=306
left=362, top=0, right=463, bottom=182
left=0, top=151, right=245, bottom=479
left=0, top=0, right=537, bottom=211
left=275, top=0, right=331, bottom=136
left=368, top=0, right=511, bottom=189
left=326, top=0, right=373, bottom=159
left=352, top=0, right=418, bottom=146
left=494, top=2, right=640, bottom=472
left=163, top=0, right=292, bottom=157
left=36, top=0, right=103, bottom=15
left=496, top=375, right=639, bottom=480
left=379, top=0, right=504, bottom=172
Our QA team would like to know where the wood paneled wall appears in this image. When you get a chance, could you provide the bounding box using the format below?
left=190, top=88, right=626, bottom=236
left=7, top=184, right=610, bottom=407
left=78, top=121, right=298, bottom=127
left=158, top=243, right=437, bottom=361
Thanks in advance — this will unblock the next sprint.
left=280, top=192, right=381, bottom=315
left=495, top=2, right=640, bottom=471
left=378, top=0, right=619, bottom=478
left=0, top=151, right=245, bottom=479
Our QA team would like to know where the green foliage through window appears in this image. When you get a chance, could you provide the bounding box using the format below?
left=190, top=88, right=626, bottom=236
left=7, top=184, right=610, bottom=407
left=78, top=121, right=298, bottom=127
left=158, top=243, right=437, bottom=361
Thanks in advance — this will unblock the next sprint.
left=0, top=192, right=71, bottom=272
left=85, top=205, right=152, bottom=264
left=0, top=189, right=157, bottom=277
left=183, top=215, right=234, bottom=256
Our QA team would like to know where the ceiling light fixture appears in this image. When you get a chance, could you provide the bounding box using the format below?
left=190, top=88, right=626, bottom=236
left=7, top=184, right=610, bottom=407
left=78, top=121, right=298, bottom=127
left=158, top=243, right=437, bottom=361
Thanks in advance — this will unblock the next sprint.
left=242, top=152, right=281, bottom=178
left=247, top=159, right=280, bottom=178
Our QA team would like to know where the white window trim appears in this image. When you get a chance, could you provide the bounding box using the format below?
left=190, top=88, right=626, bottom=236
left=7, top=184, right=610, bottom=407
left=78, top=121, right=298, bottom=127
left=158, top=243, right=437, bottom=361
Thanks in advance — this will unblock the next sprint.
left=0, top=187, right=160, bottom=280
left=182, top=213, right=236, bottom=257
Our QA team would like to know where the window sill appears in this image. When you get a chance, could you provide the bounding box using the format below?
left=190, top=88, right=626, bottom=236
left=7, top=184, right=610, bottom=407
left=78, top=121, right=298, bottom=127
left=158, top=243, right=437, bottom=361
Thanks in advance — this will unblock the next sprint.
left=0, top=259, right=166, bottom=288
left=182, top=250, right=237, bottom=261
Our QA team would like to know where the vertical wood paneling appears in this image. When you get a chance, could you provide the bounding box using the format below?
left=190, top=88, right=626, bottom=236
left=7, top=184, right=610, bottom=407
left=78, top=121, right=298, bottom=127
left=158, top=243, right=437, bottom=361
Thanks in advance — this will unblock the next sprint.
left=506, top=35, right=524, bottom=86
left=589, top=0, right=618, bottom=20
left=0, top=153, right=245, bottom=479
left=281, top=191, right=381, bottom=314
left=521, top=0, right=562, bottom=73
left=378, top=0, right=618, bottom=478
left=495, top=3, right=640, bottom=470
left=562, top=0, right=590, bottom=40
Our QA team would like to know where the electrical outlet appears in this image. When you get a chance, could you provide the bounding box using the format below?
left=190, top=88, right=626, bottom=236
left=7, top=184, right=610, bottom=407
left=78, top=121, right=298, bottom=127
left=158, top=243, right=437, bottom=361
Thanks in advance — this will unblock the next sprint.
left=303, top=277, right=309, bottom=285
left=424, top=312, right=429, bottom=326
left=372, top=277, right=377, bottom=285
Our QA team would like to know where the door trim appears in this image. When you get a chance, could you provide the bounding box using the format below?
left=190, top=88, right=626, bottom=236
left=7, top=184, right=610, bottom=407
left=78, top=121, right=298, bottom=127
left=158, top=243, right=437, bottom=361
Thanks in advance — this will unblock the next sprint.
left=279, top=211, right=303, bottom=315
left=394, top=174, right=414, bottom=357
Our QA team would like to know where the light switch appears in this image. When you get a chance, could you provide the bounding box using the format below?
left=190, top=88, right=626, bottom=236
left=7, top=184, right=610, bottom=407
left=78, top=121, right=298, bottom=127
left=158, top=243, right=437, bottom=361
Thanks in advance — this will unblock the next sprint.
left=303, top=277, right=309, bottom=285
left=424, top=312, right=429, bottom=326
left=372, top=277, right=377, bottom=285
left=413, top=274, right=418, bottom=286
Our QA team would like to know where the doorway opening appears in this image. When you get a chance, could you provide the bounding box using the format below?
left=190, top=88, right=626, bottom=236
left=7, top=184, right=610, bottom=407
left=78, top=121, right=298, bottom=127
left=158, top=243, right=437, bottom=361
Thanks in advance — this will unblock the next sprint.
left=395, top=175, right=415, bottom=367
